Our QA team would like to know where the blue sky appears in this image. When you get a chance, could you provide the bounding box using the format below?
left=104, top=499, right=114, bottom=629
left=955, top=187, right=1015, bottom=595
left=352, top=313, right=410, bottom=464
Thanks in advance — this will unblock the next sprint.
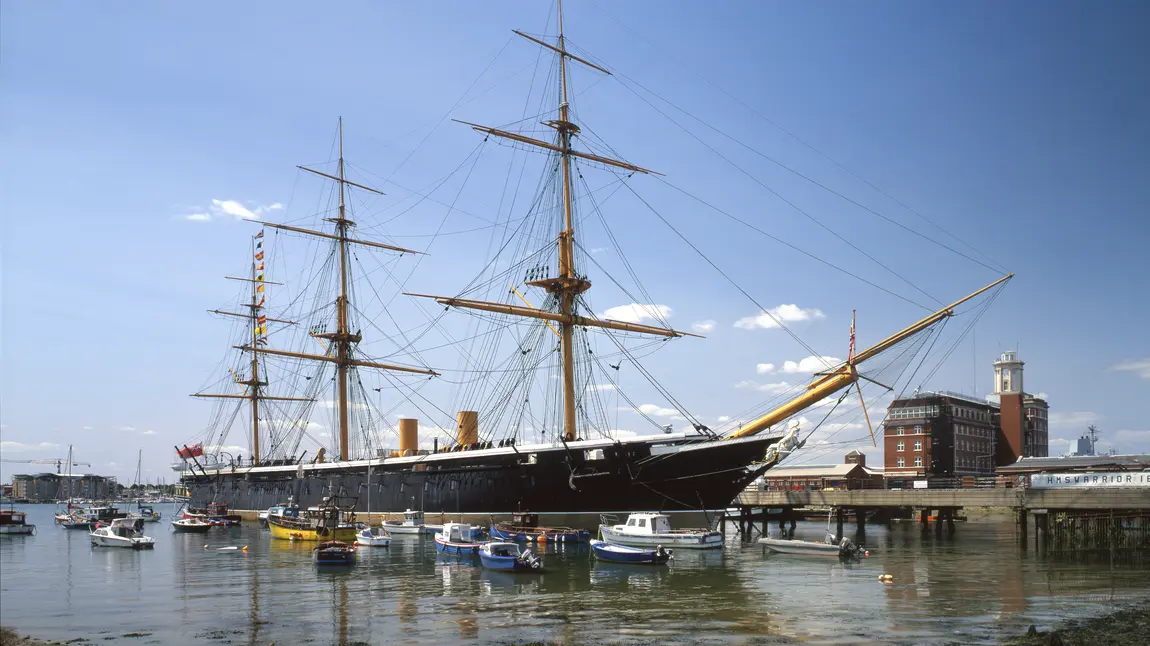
left=2, top=1, right=1147, bottom=484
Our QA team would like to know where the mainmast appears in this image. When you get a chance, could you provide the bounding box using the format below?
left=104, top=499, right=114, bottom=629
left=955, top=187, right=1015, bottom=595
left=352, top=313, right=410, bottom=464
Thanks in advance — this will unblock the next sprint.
left=242, top=119, right=439, bottom=461
left=408, top=1, right=693, bottom=442
left=194, top=233, right=307, bottom=464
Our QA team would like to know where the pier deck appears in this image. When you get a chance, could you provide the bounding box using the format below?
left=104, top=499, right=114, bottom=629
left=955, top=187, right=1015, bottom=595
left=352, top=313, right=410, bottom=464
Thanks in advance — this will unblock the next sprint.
left=736, top=487, right=1150, bottom=511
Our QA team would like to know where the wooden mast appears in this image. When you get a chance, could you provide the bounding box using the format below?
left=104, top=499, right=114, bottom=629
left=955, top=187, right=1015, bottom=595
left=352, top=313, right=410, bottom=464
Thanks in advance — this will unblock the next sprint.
left=408, top=0, right=684, bottom=444
left=240, top=119, right=439, bottom=462
left=193, top=235, right=311, bottom=464
left=555, top=0, right=580, bottom=443
left=249, top=238, right=262, bottom=463
left=335, top=118, right=352, bottom=461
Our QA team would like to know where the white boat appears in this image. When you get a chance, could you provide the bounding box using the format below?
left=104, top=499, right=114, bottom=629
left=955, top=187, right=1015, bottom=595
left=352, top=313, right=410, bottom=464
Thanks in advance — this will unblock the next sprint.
left=758, top=533, right=862, bottom=559
left=383, top=510, right=441, bottom=535
left=599, top=513, right=723, bottom=550
left=356, top=464, right=391, bottom=546
left=260, top=504, right=289, bottom=528
left=90, top=518, right=156, bottom=549
left=128, top=504, right=161, bottom=523
left=356, top=526, right=392, bottom=547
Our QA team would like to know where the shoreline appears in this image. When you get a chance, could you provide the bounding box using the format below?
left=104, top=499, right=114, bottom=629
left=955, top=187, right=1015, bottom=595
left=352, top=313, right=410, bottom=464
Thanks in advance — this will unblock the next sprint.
left=0, top=628, right=57, bottom=646
left=1005, top=598, right=1150, bottom=645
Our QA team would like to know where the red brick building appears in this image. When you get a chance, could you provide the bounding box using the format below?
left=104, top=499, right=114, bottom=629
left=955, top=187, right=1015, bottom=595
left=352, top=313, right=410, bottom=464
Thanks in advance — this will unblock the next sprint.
left=882, top=391, right=998, bottom=482
left=992, top=351, right=1049, bottom=464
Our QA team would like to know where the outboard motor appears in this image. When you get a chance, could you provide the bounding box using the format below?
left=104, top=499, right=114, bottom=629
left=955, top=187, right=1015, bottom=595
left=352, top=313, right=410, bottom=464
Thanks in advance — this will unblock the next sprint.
left=838, top=536, right=861, bottom=560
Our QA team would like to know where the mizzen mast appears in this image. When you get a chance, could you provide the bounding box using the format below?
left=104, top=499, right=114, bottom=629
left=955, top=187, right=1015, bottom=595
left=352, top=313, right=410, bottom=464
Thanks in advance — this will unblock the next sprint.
left=408, top=0, right=688, bottom=443
left=243, top=119, right=438, bottom=461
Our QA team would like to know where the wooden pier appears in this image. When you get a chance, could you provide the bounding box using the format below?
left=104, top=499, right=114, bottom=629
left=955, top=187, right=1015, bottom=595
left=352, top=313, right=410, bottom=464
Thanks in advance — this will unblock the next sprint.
left=728, top=486, right=1150, bottom=553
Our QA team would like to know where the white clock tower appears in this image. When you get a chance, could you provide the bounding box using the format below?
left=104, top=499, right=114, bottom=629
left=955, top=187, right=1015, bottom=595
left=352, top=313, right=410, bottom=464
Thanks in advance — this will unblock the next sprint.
left=993, top=350, right=1024, bottom=395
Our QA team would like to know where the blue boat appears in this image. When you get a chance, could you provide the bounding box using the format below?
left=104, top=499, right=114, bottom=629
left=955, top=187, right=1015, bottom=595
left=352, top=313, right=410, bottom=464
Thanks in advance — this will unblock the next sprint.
left=434, top=522, right=481, bottom=557
left=590, top=539, right=673, bottom=565
left=479, top=541, right=543, bottom=572
left=313, top=540, right=356, bottom=566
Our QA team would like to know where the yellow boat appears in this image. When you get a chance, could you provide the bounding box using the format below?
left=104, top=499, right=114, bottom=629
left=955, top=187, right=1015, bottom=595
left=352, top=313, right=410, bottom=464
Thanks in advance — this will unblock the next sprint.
left=267, top=504, right=357, bottom=542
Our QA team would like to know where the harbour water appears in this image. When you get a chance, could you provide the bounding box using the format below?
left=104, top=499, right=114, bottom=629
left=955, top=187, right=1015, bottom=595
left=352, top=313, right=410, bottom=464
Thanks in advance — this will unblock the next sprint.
left=1, top=504, right=1147, bottom=644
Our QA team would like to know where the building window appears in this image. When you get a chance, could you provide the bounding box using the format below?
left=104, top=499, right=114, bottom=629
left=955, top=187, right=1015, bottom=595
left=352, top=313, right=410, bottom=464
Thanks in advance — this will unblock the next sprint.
left=914, top=457, right=923, bottom=467
left=897, top=441, right=905, bottom=452
left=896, top=427, right=905, bottom=436
left=897, top=458, right=905, bottom=468
left=914, top=425, right=922, bottom=434
left=914, top=440, right=922, bottom=451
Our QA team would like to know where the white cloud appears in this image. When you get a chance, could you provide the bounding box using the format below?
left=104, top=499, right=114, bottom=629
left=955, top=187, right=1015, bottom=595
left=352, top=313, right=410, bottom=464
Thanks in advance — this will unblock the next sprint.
left=1032, top=392, right=1049, bottom=401
left=589, top=384, right=617, bottom=391
left=1111, top=358, right=1150, bottom=380
left=717, top=416, right=730, bottom=423
left=601, top=304, right=672, bottom=324
left=692, top=320, right=716, bottom=334
left=119, top=426, right=136, bottom=432
left=734, top=304, right=824, bottom=330
left=141, top=430, right=157, bottom=436
left=0, top=441, right=60, bottom=452
left=781, top=355, right=842, bottom=374
left=631, top=404, right=679, bottom=418
left=755, top=363, right=775, bottom=375
left=735, top=380, right=793, bottom=395
left=182, top=199, right=284, bottom=223
left=204, top=444, right=248, bottom=455
left=588, top=247, right=608, bottom=255
left=1049, top=411, right=1100, bottom=430
left=81, top=426, right=94, bottom=431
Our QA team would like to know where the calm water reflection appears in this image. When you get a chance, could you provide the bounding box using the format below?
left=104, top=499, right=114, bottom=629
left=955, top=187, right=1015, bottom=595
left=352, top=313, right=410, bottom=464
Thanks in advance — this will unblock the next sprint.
left=1, top=504, right=1147, bottom=644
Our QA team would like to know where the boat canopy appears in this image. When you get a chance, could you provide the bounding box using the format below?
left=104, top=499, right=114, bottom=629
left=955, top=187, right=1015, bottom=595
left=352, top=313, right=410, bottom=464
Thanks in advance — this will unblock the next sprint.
left=623, top=513, right=672, bottom=534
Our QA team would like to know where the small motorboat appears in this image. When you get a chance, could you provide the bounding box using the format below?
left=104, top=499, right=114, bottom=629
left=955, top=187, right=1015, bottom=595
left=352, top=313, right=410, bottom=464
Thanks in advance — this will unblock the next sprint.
left=383, top=509, right=441, bottom=535
left=0, top=509, right=35, bottom=536
left=60, top=514, right=99, bottom=530
left=313, top=540, right=356, bottom=566
left=590, top=539, right=672, bottom=565
left=90, top=518, right=156, bottom=549
left=355, top=525, right=392, bottom=547
left=490, top=511, right=590, bottom=544
left=172, top=517, right=213, bottom=533
left=758, top=533, right=863, bottom=559
left=434, top=522, right=481, bottom=557
left=479, top=541, right=543, bottom=572
left=599, top=513, right=722, bottom=550
left=129, top=504, right=162, bottom=523
left=259, top=504, right=288, bottom=529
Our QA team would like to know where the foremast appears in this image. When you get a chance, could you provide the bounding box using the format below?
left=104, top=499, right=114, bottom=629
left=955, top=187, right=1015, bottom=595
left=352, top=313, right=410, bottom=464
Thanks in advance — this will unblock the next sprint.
left=408, top=0, right=696, bottom=443
left=193, top=232, right=308, bottom=464
left=242, top=119, right=438, bottom=461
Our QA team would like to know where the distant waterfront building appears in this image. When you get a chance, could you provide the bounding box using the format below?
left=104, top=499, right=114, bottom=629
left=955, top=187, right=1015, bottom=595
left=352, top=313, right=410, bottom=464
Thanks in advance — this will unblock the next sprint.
left=882, top=391, right=998, bottom=480
left=762, top=452, right=883, bottom=491
left=10, top=473, right=115, bottom=502
left=992, top=351, right=1049, bottom=464
left=997, top=453, right=1150, bottom=477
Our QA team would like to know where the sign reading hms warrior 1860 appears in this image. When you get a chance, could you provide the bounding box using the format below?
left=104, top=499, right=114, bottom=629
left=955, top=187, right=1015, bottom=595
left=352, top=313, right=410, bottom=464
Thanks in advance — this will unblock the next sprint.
left=1030, top=471, right=1150, bottom=489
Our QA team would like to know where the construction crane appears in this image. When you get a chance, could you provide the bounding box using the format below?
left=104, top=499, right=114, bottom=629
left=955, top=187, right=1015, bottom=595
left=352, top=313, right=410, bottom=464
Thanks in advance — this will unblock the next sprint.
left=0, top=457, right=92, bottom=474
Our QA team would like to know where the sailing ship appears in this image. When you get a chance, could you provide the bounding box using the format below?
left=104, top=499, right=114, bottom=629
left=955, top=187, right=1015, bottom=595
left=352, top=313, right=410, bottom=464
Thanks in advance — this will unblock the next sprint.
left=180, top=1, right=1012, bottom=525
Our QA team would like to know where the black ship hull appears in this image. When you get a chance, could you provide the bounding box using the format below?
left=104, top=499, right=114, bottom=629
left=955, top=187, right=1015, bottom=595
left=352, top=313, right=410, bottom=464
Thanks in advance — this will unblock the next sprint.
left=183, top=434, right=778, bottom=521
